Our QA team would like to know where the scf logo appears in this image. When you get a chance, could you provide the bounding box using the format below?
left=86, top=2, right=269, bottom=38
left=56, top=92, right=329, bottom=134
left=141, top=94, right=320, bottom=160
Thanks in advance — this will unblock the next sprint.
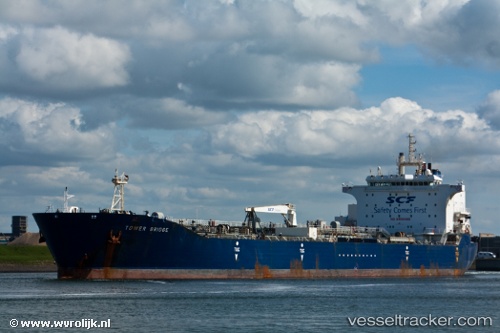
left=386, top=196, right=416, bottom=204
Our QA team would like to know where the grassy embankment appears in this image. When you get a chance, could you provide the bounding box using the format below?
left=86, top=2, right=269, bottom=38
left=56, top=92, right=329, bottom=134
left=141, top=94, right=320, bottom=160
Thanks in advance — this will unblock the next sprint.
left=0, top=245, right=55, bottom=271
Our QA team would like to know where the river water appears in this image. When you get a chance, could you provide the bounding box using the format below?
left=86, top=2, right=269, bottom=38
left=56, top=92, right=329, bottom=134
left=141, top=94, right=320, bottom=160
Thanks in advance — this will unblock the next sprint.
left=0, top=271, right=498, bottom=332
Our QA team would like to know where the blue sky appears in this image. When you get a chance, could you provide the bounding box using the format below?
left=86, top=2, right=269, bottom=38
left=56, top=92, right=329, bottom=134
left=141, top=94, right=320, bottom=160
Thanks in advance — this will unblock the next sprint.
left=358, top=45, right=500, bottom=112
left=1, top=0, right=500, bottom=236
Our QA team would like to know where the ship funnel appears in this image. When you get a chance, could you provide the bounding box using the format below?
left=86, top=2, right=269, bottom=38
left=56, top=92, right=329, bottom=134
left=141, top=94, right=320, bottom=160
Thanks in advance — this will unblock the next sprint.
left=398, top=152, right=405, bottom=175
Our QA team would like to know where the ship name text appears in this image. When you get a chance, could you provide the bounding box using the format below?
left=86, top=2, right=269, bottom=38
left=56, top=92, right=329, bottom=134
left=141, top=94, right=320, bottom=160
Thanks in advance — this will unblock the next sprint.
left=125, top=225, right=169, bottom=233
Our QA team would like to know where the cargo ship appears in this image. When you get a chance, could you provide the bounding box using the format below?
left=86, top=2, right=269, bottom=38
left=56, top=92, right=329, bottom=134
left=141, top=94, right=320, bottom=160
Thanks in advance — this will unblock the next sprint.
left=33, top=134, right=477, bottom=279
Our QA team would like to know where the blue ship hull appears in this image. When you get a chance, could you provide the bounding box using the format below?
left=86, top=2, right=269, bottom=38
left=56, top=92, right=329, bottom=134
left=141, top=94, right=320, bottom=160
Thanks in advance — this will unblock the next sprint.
left=33, top=212, right=477, bottom=279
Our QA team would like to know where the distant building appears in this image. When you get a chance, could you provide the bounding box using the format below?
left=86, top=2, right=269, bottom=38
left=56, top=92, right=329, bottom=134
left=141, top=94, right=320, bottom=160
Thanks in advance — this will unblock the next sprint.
left=11, top=216, right=27, bottom=240
left=477, top=233, right=500, bottom=257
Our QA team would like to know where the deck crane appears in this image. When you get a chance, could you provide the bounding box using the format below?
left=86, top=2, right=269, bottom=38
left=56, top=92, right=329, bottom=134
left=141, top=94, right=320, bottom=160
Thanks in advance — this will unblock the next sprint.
left=244, top=204, right=297, bottom=233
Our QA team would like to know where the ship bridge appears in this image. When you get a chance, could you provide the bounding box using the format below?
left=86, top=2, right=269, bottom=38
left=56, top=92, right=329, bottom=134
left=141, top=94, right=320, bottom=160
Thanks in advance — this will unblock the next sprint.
left=365, top=173, right=442, bottom=187
left=341, top=134, right=471, bottom=242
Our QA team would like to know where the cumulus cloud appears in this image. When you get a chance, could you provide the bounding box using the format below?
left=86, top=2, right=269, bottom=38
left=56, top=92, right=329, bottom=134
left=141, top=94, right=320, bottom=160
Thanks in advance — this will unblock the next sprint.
left=363, top=0, right=500, bottom=67
left=211, top=97, right=496, bottom=161
left=428, top=0, right=500, bottom=67
left=126, top=97, right=230, bottom=129
left=293, top=0, right=500, bottom=68
left=13, top=26, right=131, bottom=90
left=1, top=0, right=500, bottom=234
left=2, top=1, right=498, bottom=109
left=477, top=90, right=500, bottom=129
left=3, top=25, right=128, bottom=95
left=2, top=1, right=498, bottom=70
left=178, top=52, right=361, bottom=109
left=0, top=98, right=116, bottom=165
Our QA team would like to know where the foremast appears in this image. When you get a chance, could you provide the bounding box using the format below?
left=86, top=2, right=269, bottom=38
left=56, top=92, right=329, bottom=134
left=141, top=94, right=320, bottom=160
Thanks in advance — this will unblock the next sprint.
left=63, top=187, right=75, bottom=213
left=110, top=170, right=129, bottom=212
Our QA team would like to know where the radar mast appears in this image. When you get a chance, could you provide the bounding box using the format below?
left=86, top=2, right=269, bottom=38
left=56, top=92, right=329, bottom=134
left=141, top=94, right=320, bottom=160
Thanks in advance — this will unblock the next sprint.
left=110, top=170, right=129, bottom=212
left=398, top=133, right=423, bottom=175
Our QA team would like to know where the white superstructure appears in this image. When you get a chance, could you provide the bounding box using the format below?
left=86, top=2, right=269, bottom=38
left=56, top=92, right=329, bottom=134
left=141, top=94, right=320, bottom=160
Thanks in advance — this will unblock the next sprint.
left=342, top=134, right=471, bottom=243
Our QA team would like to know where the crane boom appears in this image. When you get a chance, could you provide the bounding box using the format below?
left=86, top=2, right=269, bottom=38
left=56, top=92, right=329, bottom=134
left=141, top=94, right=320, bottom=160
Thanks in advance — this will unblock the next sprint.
left=244, top=204, right=297, bottom=230
left=244, top=205, right=291, bottom=214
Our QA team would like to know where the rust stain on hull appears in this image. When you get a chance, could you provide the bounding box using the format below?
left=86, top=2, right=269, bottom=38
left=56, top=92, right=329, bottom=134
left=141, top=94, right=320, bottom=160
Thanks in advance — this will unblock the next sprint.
left=254, top=262, right=273, bottom=279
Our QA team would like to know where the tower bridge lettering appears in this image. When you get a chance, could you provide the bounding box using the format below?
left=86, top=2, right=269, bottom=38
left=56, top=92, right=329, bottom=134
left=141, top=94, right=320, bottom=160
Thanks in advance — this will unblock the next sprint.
left=125, top=225, right=169, bottom=233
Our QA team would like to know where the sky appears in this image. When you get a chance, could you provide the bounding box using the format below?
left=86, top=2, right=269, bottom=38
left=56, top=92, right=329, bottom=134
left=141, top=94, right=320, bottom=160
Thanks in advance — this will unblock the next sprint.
left=1, top=0, right=500, bottom=235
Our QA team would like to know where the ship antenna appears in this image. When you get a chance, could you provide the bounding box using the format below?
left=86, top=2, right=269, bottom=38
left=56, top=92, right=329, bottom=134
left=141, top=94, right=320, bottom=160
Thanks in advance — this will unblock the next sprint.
left=110, top=169, right=129, bottom=212
left=63, top=187, right=75, bottom=213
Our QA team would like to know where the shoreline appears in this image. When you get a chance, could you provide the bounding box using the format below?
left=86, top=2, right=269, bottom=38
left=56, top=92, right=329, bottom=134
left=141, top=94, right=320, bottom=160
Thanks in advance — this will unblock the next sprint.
left=0, top=242, right=56, bottom=272
left=0, top=263, right=57, bottom=273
